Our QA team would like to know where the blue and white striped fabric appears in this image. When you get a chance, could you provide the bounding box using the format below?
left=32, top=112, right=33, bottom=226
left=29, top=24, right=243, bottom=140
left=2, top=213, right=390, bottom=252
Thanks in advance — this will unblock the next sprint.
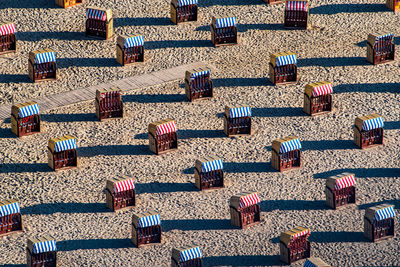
left=376, top=33, right=393, bottom=42
left=279, top=138, right=302, bottom=153
left=177, top=0, right=198, bottom=6
left=201, top=159, right=223, bottom=173
left=303, top=259, right=316, bottom=267
left=138, top=214, right=161, bottom=228
left=362, top=117, right=384, bottom=131
left=124, top=35, right=144, bottom=48
left=374, top=206, right=396, bottom=222
left=276, top=54, right=297, bottom=67
left=179, top=246, right=203, bottom=262
left=229, top=107, right=251, bottom=118
left=0, top=202, right=20, bottom=217
left=215, top=17, right=237, bottom=29
left=34, top=51, right=56, bottom=64
left=32, top=239, right=57, bottom=254
left=54, top=138, right=77, bottom=153
left=18, top=104, right=39, bottom=118
left=190, top=70, right=210, bottom=80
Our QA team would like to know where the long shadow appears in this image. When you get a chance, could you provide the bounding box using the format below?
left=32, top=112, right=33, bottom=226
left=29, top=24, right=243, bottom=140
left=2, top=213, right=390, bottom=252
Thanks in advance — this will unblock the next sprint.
left=21, top=202, right=108, bottom=215
left=203, top=255, right=281, bottom=266
left=0, top=163, right=50, bottom=173
left=134, top=129, right=225, bottom=140
left=213, top=77, right=269, bottom=87
left=0, top=127, right=15, bottom=139
left=310, top=3, right=388, bottom=14
left=163, top=219, right=232, bottom=231
left=358, top=200, right=400, bottom=210
left=334, top=83, right=400, bottom=94
left=260, top=200, right=326, bottom=212
left=357, top=36, right=400, bottom=47
left=122, top=93, right=186, bottom=103
left=270, top=231, right=366, bottom=243
left=41, top=113, right=97, bottom=123
left=384, top=121, right=400, bottom=130
left=57, top=58, right=120, bottom=68
left=264, top=140, right=355, bottom=152
left=298, top=57, right=367, bottom=67
left=199, top=0, right=264, bottom=7
left=114, top=17, right=171, bottom=27
left=79, top=145, right=151, bottom=157
left=145, top=40, right=211, bottom=49
left=252, top=107, right=304, bottom=117
left=17, top=31, right=84, bottom=42
left=0, top=265, right=25, bottom=267
left=0, top=74, right=30, bottom=84
left=224, top=162, right=275, bottom=173
left=57, top=238, right=132, bottom=251
left=196, top=23, right=285, bottom=32
left=135, top=182, right=197, bottom=194
left=0, top=0, right=57, bottom=8
left=314, top=168, right=400, bottom=179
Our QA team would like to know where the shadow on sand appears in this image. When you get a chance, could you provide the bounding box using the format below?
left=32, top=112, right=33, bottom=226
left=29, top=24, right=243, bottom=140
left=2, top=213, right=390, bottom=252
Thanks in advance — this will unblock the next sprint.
left=57, top=238, right=132, bottom=251
left=314, top=168, right=400, bottom=179
left=21, top=202, right=108, bottom=215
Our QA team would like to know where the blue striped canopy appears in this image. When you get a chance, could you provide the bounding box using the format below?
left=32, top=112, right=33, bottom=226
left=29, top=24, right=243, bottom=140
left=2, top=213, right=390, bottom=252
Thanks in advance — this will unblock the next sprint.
left=276, top=54, right=297, bottom=67
left=215, top=17, right=237, bottom=29
left=179, top=246, right=203, bottom=262
left=376, top=33, right=393, bottom=41
left=34, top=51, right=56, bottom=64
left=54, top=138, right=77, bottom=152
left=33, top=239, right=57, bottom=254
left=138, top=214, right=161, bottom=228
left=279, top=138, right=302, bottom=153
left=229, top=107, right=251, bottom=118
left=362, top=117, right=384, bottom=131
left=0, top=202, right=20, bottom=217
left=191, top=70, right=210, bottom=80
left=177, top=0, right=198, bottom=6
left=303, top=259, right=316, bottom=267
left=18, top=103, right=39, bottom=118
left=374, top=206, right=396, bottom=222
left=201, top=159, right=223, bottom=173
left=124, top=35, right=144, bottom=48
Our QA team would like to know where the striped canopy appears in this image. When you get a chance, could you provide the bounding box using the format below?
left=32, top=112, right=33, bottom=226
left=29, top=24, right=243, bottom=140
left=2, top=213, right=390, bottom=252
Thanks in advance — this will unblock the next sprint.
left=239, top=192, right=261, bottom=209
left=276, top=54, right=297, bottom=67
left=334, top=174, right=355, bottom=190
left=201, top=158, right=223, bottom=173
left=312, top=83, right=333, bottom=97
left=54, top=138, right=77, bottom=152
left=114, top=178, right=135, bottom=193
left=376, top=33, right=393, bottom=42
left=374, top=206, right=396, bottom=222
left=303, top=260, right=315, bottom=267
left=215, top=17, right=237, bottom=29
left=18, top=103, right=39, bottom=118
left=291, top=228, right=310, bottom=240
left=229, top=107, right=251, bottom=118
left=279, top=138, right=302, bottom=153
left=286, top=1, right=308, bottom=11
left=124, top=35, right=144, bottom=48
left=0, top=23, right=16, bottom=36
left=0, top=202, right=20, bottom=217
left=179, top=246, right=203, bottom=262
left=177, top=0, right=198, bottom=6
left=34, top=51, right=56, bottom=64
left=191, top=70, right=210, bottom=80
left=137, top=214, right=161, bottom=228
left=362, top=116, right=384, bottom=131
left=86, top=9, right=107, bottom=21
left=156, top=121, right=177, bottom=135
left=32, top=239, right=57, bottom=254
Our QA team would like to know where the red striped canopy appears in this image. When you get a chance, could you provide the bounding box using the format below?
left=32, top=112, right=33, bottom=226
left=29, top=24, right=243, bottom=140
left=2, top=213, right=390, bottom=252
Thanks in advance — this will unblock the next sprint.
left=292, top=228, right=310, bottom=240
left=239, top=192, right=260, bottom=209
left=114, top=178, right=135, bottom=193
left=334, top=174, right=356, bottom=190
left=312, top=83, right=332, bottom=97
left=156, top=121, right=177, bottom=135
left=0, top=23, right=16, bottom=36
left=286, top=1, right=308, bottom=11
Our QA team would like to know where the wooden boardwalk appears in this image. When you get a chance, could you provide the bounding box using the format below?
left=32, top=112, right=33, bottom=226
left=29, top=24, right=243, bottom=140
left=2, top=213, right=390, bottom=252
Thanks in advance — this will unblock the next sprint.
left=0, top=62, right=214, bottom=121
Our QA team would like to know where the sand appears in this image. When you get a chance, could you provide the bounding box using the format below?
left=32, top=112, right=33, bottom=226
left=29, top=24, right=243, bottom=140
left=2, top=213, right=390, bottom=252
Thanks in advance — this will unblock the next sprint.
left=0, top=0, right=400, bottom=266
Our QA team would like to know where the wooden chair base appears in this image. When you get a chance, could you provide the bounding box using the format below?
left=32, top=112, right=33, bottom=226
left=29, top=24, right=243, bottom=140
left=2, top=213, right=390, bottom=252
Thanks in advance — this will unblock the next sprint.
left=53, top=165, right=78, bottom=172
left=273, top=78, right=299, bottom=86
left=225, top=125, right=257, bottom=138
left=359, top=143, right=383, bottom=150
left=113, top=205, right=135, bottom=213
left=329, top=202, right=356, bottom=210
left=276, top=165, right=301, bottom=172
left=367, top=59, right=395, bottom=65
left=240, top=220, right=261, bottom=229
left=136, top=241, right=161, bottom=248
left=307, top=109, right=333, bottom=117
left=85, top=33, right=114, bottom=41
left=0, top=49, right=16, bottom=55
left=0, top=227, right=24, bottom=238
left=32, top=77, right=57, bottom=83
left=214, top=41, right=238, bottom=48
left=153, top=147, right=178, bottom=155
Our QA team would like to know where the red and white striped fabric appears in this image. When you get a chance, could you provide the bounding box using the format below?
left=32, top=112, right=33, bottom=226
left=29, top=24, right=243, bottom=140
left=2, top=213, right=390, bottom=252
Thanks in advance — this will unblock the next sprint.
left=292, top=229, right=310, bottom=240
left=334, top=174, right=356, bottom=190
left=113, top=178, right=135, bottom=193
left=156, top=121, right=177, bottom=136
left=0, top=23, right=16, bottom=36
left=100, top=91, right=122, bottom=98
left=312, top=83, right=333, bottom=97
left=286, top=1, right=308, bottom=11
left=239, top=192, right=261, bottom=209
